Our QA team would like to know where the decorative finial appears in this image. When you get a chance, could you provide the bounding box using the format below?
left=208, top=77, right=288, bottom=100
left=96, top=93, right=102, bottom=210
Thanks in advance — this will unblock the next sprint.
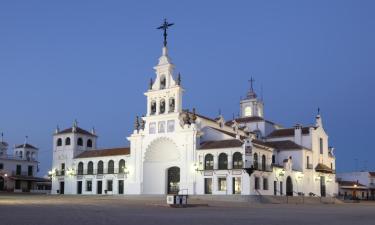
left=149, top=78, right=153, bottom=90
left=140, top=115, right=146, bottom=130
left=177, top=73, right=181, bottom=85
left=247, top=77, right=257, bottom=99
left=191, top=108, right=197, bottom=123
left=73, top=119, right=78, bottom=128
left=91, top=127, right=96, bottom=135
left=55, top=125, right=60, bottom=134
left=157, top=19, right=174, bottom=47
left=318, top=107, right=320, bottom=115
left=24, top=135, right=28, bottom=146
left=134, top=116, right=140, bottom=131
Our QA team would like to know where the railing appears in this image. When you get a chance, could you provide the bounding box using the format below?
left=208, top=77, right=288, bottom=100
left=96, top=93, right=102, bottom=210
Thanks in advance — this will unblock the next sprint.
left=76, top=168, right=126, bottom=176
left=0, top=155, right=37, bottom=161
left=11, top=171, right=33, bottom=176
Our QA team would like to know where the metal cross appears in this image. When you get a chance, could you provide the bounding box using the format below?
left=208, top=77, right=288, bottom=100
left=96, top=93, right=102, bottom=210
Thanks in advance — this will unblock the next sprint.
left=157, top=19, right=174, bottom=47
left=248, top=77, right=255, bottom=92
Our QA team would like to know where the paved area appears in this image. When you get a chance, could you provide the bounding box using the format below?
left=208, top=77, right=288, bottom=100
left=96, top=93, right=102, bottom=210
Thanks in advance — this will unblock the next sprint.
left=0, top=195, right=374, bottom=225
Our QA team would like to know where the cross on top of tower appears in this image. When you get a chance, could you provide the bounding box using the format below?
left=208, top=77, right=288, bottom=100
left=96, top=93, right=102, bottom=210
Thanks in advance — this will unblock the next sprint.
left=246, top=77, right=257, bottom=99
left=157, top=19, right=174, bottom=47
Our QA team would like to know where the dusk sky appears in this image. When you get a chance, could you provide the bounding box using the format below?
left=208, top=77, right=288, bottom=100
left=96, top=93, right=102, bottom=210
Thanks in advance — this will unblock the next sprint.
left=1, top=1, right=374, bottom=176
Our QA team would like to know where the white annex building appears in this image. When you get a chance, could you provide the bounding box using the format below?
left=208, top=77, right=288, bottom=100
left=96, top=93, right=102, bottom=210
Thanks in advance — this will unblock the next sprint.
left=51, top=23, right=337, bottom=197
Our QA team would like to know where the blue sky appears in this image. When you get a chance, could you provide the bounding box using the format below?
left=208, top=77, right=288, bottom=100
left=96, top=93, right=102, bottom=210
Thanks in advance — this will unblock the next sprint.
left=1, top=1, right=374, bottom=176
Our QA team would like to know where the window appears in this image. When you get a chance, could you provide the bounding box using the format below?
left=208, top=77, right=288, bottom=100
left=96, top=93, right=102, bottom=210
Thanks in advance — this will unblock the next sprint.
left=65, top=137, right=71, bottom=146
left=218, top=177, right=227, bottom=191
left=159, top=99, right=166, bottom=114
left=218, top=153, right=228, bottom=170
left=272, top=155, right=275, bottom=164
left=87, top=139, right=93, bottom=148
left=204, top=154, right=214, bottom=170
left=167, top=120, right=175, bottom=132
left=233, top=177, right=241, bottom=194
left=158, top=121, right=166, bottom=133
left=77, top=162, right=84, bottom=175
left=86, top=180, right=92, bottom=192
left=244, top=106, right=252, bottom=117
left=16, top=165, right=21, bottom=175
left=107, top=180, right=113, bottom=192
left=97, top=161, right=104, bottom=174
left=77, top=138, right=83, bottom=146
left=57, top=138, right=62, bottom=146
left=254, top=177, right=260, bottom=190
left=20, top=151, right=23, bottom=158
left=274, top=181, right=277, bottom=195
left=232, top=152, right=243, bottom=169
left=87, top=161, right=93, bottom=175
left=160, top=75, right=166, bottom=89
left=149, top=122, right=156, bottom=134
left=261, top=155, right=266, bottom=171
left=150, top=101, right=156, bottom=115
left=15, top=180, right=21, bottom=189
left=253, top=153, right=258, bottom=170
left=61, top=163, right=65, bottom=175
left=119, top=159, right=125, bottom=173
left=169, top=98, right=175, bottom=112
left=26, top=151, right=30, bottom=161
left=263, top=178, right=268, bottom=190
left=28, top=165, right=33, bottom=176
left=108, top=160, right=114, bottom=174
left=0, top=163, right=3, bottom=170
left=319, top=138, right=323, bottom=154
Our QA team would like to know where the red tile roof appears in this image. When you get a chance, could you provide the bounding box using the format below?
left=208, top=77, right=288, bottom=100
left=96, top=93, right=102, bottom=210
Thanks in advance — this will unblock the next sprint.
left=75, top=147, right=130, bottom=158
left=369, top=172, right=375, bottom=177
left=14, top=143, right=38, bottom=149
left=199, top=139, right=243, bottom=150
left=263, top=140, right=307, bottom=150
left=267, top=127, right=311, bottom=138
left=56, top=127, right=96, bottom=136
left=338, top=180, right=366, bottom=187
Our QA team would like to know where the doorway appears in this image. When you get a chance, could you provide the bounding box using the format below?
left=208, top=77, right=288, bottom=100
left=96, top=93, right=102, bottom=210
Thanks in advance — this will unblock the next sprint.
left=59, top=182, right=64, bottom=194
left=320, top=176, right=326, bottom=197
left=286, top=176, right=293, bottom=196
left=167, top=167, right=180, bottom=194
left=97, top=181, right=102, bottom=194
left=77, top=181, right=82, bottom=194
left=118, top=180, right=124, bottom=194
left=0, top=177, right=4, bottom=190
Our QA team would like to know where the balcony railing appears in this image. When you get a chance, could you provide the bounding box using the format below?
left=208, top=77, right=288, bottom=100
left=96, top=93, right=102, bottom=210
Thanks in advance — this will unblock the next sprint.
left=76, top=168, right=127, bottom=176
left=11, top=171, right=33, bottom=176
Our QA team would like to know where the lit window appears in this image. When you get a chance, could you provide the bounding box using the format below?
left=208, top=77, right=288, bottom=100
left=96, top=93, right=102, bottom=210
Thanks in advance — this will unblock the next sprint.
left=167, top=120, right=175, bottom=132
left=86, top=180, right=92, bottom=192
left=218, top=177, right=227, bottom=191
left=244, top=106, right=252, bottom=117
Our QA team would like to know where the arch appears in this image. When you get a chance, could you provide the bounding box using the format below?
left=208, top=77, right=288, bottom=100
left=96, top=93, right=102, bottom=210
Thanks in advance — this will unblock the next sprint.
left=119, top=159, right=126, bottom=173
left=77, top=138, right=83, bottom=146
left=159, top=99, right=166, bottom=114
left=286, top=176, right=293, bottom=196
left=144, top=138, right=179, bottom=162
left=232, top=152, right=243, bottom=169
left=160, top=75, right=166, bottom=89
left=65, top=137, right=71, bottom=146
left=57, top=138, right=62, bottom=146
left=218, top=153, right=228, bottom=170
left=167, top=167, right=180, bottom=194
left=150, top=101, right=156, bottom=115
left=108, top=160, right=114, bottom=174
left=19, top=151, right=23, bottom=158
left=253, top=153, right=258, bottom=170
left=77, top=162, right=84, bottom=175
left=87, top=161, right=93, bottom=175
left=87, top=139, right=93, bottom=148
left=31, top=152, right=36, bottom=160
left=261, top=154, right=266, bottom=171
left=26, top=151, right=30, bottom=161
left=168, top=97, right=175, bottom=112
left=97, top=161, right=104, bottom=174
left=204, top=154, right=214, bottom=170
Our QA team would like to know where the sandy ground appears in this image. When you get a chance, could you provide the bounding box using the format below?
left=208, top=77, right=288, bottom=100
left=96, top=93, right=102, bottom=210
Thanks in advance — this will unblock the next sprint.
left=0, top=194, right=374, bottom=225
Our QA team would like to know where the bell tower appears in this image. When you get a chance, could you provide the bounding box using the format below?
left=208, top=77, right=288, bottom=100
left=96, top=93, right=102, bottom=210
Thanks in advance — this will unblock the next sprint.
left=240, top=77, right=264, bottom=118
left=145, top=19, right=183, bottom=117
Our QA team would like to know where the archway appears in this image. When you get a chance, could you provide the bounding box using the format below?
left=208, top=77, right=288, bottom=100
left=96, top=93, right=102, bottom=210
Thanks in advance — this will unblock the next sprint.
left=286, top=176, right=293, bottom=196
left=167, top=167, right=180, bottom=194
left=142, top=138, right=180, bottom=194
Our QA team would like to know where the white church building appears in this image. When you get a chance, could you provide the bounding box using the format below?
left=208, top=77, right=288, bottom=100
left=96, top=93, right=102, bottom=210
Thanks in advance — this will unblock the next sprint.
left=50, top=23, right=337, bottom=197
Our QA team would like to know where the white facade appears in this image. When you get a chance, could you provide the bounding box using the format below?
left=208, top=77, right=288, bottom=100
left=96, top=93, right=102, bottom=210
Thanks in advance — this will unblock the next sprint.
left=0, top=138, right=46, bottom=192
left=50, top=42, right=338, bottom=198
